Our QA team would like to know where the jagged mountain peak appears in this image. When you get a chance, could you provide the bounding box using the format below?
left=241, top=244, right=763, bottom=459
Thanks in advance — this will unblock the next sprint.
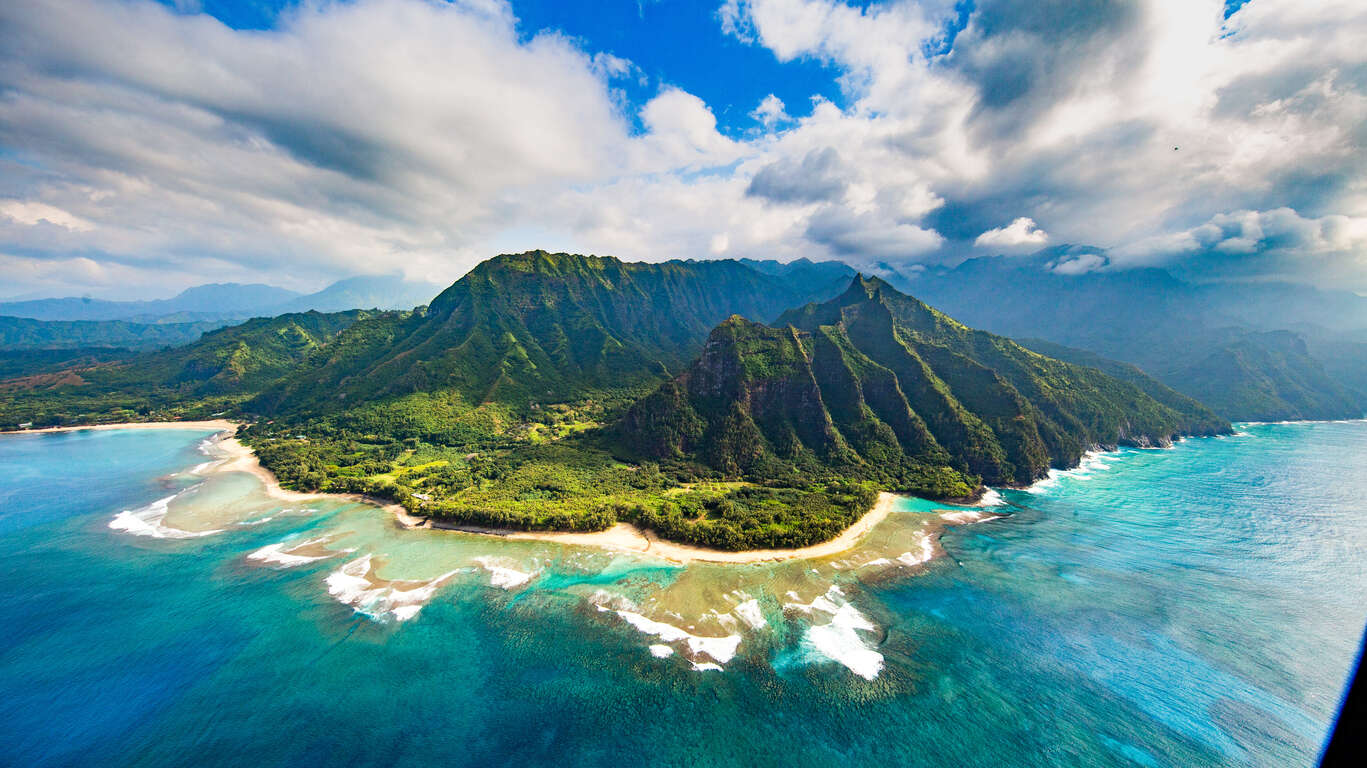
left=253, top=254, right=855, bottom=416
left=620, top=278, right=1230, bottom=497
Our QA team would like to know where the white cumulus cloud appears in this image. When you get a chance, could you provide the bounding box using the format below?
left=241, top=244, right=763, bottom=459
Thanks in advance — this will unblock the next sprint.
left=0, top=0, right=1365, bottom=295
left=974, top=217, right=1048, bottom=249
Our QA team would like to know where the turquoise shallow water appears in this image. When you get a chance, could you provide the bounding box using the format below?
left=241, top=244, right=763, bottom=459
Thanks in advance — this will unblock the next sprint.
left=1, top=422, right=1364, bottom=767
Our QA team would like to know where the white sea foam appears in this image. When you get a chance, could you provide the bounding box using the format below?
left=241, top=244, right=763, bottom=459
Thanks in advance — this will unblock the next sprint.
left=975, top=488, right=1006, bottom=506
left=896, top=531, right=936, bottom=567
left=784, top=585, right=846, bottom=616
left=1023, top=448, right=1117, bottom=493
left=324, top=555, right=457, bottom=622
left=588, top=589, right=637, bottom=612
left=247, top=537, right=341, bottom=567
left=803, top=603, right=884, bottom=680
left=649, top=644, right=675, bottom=658
left=733, top=599, right=767, bottom=630
left=108, top=491, right=222, bottom=539
left=1023, top=470, right=1061, bottom=493
left=940, top=509, right=992, bottom=525
left=612, top=610, right=743, bottom=665
left=236, top=515, right=275, bottom=526
left=785, top=585, right=884, bottom=680
left=690, top=662, right=724, bottom=672
left=472, top=556, right=536, bottom=589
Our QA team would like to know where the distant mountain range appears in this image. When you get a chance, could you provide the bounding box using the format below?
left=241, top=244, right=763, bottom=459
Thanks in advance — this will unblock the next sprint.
left=887, top=247, right=1367, bottom=422
left=0, top=251, right=1231, bottom=551
left=0, top=316, right=228, bottom=352
left=5, top=248, right=1362, bottom=424
left=0, top=283, right=302, bottom=323
left=0, top=275, right=443, bottom=350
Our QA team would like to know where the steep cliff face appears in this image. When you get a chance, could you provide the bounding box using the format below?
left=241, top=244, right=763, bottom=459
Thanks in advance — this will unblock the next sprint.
left=617, top=315, right=978, bottom=498
left=618, top=277, right=1231, bottom=497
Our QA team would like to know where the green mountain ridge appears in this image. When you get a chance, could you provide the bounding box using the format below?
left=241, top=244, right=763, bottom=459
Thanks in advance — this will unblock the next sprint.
left=891, top=251, right=1367, bottom=421
left=249, top=251, right=848, bottom=421
left=1165, top=331, right=1362, bottom=422
left=0, top=315, right=224, bottom=351
left=619, top=277, right=1228, bottom=497
left=0, top=253, right=1234, bottom=550
left=0, top=311, right=373, bottom=426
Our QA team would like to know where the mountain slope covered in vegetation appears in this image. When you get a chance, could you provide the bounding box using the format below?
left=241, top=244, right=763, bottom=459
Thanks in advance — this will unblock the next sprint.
left=619, top=278, right=1229, bottom=495
left=0, top=311, right=375, bottom=427
left=0, top=316, right=224, bottom=351
left=893, top=250, right=1366, bottom=421
left=1, top=254, right=1233, bottom=551
left=250, top=251, right=846, bottom=420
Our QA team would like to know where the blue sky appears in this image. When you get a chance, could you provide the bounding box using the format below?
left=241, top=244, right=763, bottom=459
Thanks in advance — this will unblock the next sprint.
left=2, top=0, right=1365, bottom=298
left=165, top=0, right=856, bottom=136
left=512, top=0, right=852, bottom=136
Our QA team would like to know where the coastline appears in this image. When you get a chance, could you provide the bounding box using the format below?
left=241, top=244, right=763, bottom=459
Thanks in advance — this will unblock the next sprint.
left=217, top=431, right=903, bottom=563
left=403, top=492, right=904, bottom=565
left=4, top=420, right=903, bottom=565
left=3, top=419, right=238, bottom=435
left=196, top=425, right=904, bottom=563
left=208, top=435, right=409, bottom=519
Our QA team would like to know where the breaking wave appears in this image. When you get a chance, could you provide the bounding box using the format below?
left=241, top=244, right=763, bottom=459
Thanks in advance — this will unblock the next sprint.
left=785, top=585, right=884, bottom=680
left=324, top=554, right=458, bottom=622
left=247, top=536, right=344, bottom=567
left=109, top=490, right=222, bottom=539
left=1023, top=449, right=1118, bottom=494
left=472, top=556, right=537, bottom=589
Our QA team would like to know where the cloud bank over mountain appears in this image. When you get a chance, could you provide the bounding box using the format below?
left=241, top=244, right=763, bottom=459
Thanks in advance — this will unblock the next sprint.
left=0, top=0, right=1363, bottom=297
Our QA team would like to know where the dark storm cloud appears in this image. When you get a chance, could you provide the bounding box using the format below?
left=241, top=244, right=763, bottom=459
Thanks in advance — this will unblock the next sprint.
left=949, top=0, right=1142, bottom=114
left=746, top=147, right=849, bottom=204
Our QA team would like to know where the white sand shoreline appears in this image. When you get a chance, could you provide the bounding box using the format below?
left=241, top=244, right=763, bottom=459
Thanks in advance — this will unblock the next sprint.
left=4, top=420, right=905, bottom=564
left=3, top=419, right=238, bottom=435
left=401, top=492, right=904, bottom=564
left=208, top=434, right=409, bottom=519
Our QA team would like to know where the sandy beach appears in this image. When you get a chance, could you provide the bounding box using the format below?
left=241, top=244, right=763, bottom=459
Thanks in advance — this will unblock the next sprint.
left=5, top=419, right=238, bottom=435
left=6, top=420, right=903, bottom=565
left=403, top=492, right=904, bottom=564
left=205, top=425, right=905, bottom=563
left=208, top=435, right=409, bottom=518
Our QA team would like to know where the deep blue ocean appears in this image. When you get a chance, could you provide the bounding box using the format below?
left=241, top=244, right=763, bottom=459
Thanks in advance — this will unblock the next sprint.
left=1, top=421, right=1364, bottom=767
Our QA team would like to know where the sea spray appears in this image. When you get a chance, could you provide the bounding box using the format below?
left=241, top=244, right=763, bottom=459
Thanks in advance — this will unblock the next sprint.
left=610, top=609, right=743, bottom=666
left=896, top=531, right=937, bottom=567
left=1023, top=448, right=1121, bottom=494
left=939, top=509, right=996, bottom=525
left=975, top=488, right=1007, bottom=507
left=733, top=599, right=767, bottom=630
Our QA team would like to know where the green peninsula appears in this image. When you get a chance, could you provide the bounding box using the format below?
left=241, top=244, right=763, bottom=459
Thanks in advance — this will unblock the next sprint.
left=0, top=252, right=1230, bottom=550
